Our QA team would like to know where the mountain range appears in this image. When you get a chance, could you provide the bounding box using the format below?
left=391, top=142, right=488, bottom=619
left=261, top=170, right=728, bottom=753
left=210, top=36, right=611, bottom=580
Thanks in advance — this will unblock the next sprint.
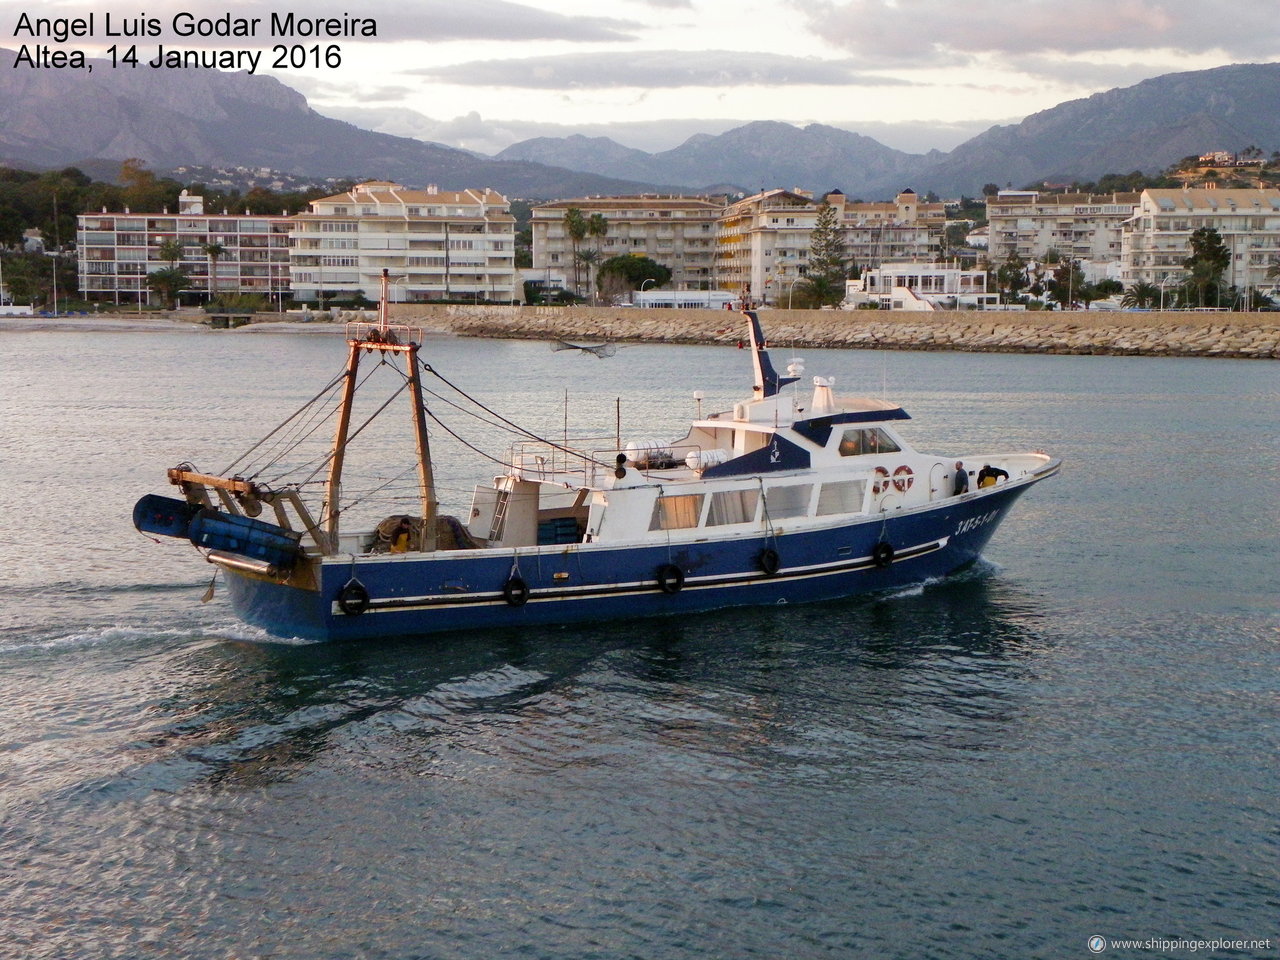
left=2, top=48, right=1279, bottom=200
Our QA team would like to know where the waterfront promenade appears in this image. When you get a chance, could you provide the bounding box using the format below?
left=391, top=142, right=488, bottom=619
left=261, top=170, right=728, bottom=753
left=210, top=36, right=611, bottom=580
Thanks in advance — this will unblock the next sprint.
left=6, top=305, right=1279, bottom=358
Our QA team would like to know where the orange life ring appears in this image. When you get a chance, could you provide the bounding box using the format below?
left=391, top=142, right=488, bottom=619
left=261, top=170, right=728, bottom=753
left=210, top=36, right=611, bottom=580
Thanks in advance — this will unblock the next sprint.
left=872, top=466, right=891, bottom=495
left=893, top=464, right=914, bottom=492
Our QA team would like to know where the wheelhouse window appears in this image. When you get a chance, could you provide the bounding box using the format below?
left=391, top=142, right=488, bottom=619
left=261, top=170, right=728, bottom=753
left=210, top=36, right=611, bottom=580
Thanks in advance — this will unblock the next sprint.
left=649, top=494, right=705, bottom=531
left=817, top=480, right=866, bottom=516
left=837, top=428, right=901, bottom=457
left=763, top=484, right=812, bottom=519
left=707, top=489, right=759, bottom=526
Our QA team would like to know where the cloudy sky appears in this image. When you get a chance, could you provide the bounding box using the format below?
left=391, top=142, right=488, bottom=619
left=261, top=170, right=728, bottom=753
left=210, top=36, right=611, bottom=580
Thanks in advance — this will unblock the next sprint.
left=8, top=0, right=1279, bottom=155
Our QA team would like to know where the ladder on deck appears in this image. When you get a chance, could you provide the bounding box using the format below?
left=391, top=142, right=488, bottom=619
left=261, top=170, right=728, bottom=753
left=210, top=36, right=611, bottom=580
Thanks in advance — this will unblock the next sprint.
left=488, top=488, right=510, bottom=544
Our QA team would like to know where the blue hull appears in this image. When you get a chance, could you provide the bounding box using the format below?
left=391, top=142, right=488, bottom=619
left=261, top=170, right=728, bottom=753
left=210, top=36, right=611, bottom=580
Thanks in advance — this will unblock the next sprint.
left=220, top=479, right=1047, bottom=642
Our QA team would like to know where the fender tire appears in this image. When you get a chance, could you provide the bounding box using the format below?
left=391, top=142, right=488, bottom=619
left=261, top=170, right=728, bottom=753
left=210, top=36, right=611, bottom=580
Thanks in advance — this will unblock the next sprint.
left=871, top=542, right=895, bottom=568
left=758, top=547, right=781, bottom=577
left=502, top=576, right=530, bottom=607
left=337, top=579, right=371, bottom=616
left=656, top=563, right=685, bottom=594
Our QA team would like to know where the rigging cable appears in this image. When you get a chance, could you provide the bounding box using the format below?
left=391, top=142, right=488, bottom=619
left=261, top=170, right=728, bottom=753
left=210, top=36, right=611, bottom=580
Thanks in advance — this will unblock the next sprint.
left=298, top=380, right=411, bottom=489
left=421, top=360, right=612, bottom=467
left=219, top=366, right=348, bottom=476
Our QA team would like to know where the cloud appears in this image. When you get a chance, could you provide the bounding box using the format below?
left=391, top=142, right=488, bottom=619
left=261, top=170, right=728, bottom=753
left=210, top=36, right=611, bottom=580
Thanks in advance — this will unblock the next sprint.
left=997, top=55, right=1185, bottom=91
left=409, top=50, right=914, bottom=89
left=0, top=0, right=640, bottom=46
left=802, top=0, right=1280, bottom=63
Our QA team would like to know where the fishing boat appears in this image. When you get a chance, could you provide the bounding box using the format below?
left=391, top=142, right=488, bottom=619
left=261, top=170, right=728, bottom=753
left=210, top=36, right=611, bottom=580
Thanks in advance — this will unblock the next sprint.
left=134, top=273, right=1060, bottom=642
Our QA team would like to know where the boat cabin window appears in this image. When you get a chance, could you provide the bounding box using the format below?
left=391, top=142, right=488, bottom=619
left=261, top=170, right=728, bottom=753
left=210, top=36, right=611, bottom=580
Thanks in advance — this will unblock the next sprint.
left=837, top=428, right=901, bottom=457
left=649, top=494, right=705, bottom=531
left=817, top=480, right=866, bottom=516
left=764, top=483, right=812, bottom=519
left=707, top=489, right=760, bottom=526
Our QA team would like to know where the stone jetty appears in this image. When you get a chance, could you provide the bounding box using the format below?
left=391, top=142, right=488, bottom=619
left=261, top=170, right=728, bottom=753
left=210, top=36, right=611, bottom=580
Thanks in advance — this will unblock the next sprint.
left=385, top=305, right=1280, bottom=359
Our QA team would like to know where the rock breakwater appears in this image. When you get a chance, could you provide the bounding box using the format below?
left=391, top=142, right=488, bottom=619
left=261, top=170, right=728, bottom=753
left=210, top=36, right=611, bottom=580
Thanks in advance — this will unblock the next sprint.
left=386, top=305, right=1280, bottom=359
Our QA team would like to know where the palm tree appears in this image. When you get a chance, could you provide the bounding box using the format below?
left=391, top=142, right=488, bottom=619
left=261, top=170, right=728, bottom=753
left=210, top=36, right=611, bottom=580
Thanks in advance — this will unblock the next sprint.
left=585, top=213, right=608, bottom=304
left=148, top=266, right=189, bottom=309
left=1121, top=281, right=1159, bottom=309
left=562, top=208, right=587, bottom=298
left=576, top=249, right=603, bottom=302
left=203, top=241, right=227, bottom=304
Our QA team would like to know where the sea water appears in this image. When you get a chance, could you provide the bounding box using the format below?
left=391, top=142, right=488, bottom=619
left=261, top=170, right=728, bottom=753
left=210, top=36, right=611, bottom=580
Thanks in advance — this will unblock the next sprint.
left=1, top=328, right=1276, bottom=959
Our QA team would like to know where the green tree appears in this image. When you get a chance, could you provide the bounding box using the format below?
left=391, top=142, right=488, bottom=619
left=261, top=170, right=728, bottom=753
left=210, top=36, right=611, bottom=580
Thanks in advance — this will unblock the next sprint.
left=577, top=248, right=603, bottom=301
left=148, top=266, right=189, bottom=308
left=995, top=253, right=1028, bottom=301
left=203, top=241, right=226, bottom=302
left=562, top=207, right=587, bottom=296
left=582, top=213, right=609, bottom=302
left=1121, top=281, right=1159, bottom=308
left=157, top=238, right=184, bottom=270
left=514, top=228, right=533, bottom=269
left=1047, top=258, right=1084, bottom=308
left=795, top=200, right=846, bottom=307
left=1182, top=226, right=1230, bottom=306
left=597, top=255, right=671, bottom=301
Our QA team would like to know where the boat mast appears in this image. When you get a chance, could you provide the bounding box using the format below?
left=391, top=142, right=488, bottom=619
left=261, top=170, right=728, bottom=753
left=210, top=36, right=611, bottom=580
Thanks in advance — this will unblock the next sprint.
left=325, top=332, right=362, bottom=551
left=324, top=270, right=439, bottom=553
left=384, top=269, right=438, bottom=551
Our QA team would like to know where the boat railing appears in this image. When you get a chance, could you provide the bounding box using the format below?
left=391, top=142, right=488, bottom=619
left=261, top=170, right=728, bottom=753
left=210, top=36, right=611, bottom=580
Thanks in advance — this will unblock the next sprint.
left=590, top=443, right=718, bottom=483
left=344, top=321, right=425, bottom=346
left=510, top=440, right=718, bottom=485
left=510, top=440, right=610, bottom=483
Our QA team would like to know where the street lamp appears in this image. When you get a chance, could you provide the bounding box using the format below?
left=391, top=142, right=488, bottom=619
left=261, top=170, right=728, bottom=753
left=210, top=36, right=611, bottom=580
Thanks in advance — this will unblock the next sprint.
left=639, top=277, right=655, bottom=306
left=1159, top=273, right=1177, bottom=312
left=785, top=275, right=802, bottom=310
left=46, top=249, right=59, bottom=316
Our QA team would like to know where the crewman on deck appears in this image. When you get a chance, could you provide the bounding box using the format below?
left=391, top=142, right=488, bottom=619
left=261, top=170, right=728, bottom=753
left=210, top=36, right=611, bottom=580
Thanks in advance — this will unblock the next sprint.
left=953, top=461, right=969, bottom=496
left=977, top=464, right=1010, bottom=488
left=390, top=517, right=413, bottom=553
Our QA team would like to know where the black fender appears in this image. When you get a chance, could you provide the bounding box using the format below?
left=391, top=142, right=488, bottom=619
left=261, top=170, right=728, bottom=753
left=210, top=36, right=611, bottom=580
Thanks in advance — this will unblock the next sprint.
left=337, top=579, right=371, bottom=616
left=656, top=563, right=685, bottom=594
left=502, top=576, right=530, bottom=607
left=758, top=547, right=781, bottom=577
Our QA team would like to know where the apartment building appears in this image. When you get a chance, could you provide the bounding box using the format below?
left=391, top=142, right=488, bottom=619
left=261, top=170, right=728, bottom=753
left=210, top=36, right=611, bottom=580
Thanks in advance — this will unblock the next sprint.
left=827, top=189, right=946, bottom=267
left=1121, top=187, right=1280, bottom=290
left=531, top=187, right=944, bottom=305
left=77, top=191, right=292, bottom=304
left=290, top=181, right=516, bottom=304
left=715, top=189, right=819, bottom=304
left=986, top=190, right=1140, bottom=263
left=531, top=195, right=723, bottom=295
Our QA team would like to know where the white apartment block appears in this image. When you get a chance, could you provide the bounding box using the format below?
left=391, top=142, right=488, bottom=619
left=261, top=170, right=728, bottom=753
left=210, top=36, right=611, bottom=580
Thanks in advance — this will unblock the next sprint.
left=1121, top=188, right=1280, bottom=290
left=715, top=189, right=819, bottom=304
left=530, top=188, right=945, bottom=306
left=77, top=191, right=292, bottom=304
left=986, top=191, right=1140, bottom=264
left=290, top=182, right=516, bottom=304
left=531, top=195, right=723, bottom=294
left=827, top=189, right=946, bottom=268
